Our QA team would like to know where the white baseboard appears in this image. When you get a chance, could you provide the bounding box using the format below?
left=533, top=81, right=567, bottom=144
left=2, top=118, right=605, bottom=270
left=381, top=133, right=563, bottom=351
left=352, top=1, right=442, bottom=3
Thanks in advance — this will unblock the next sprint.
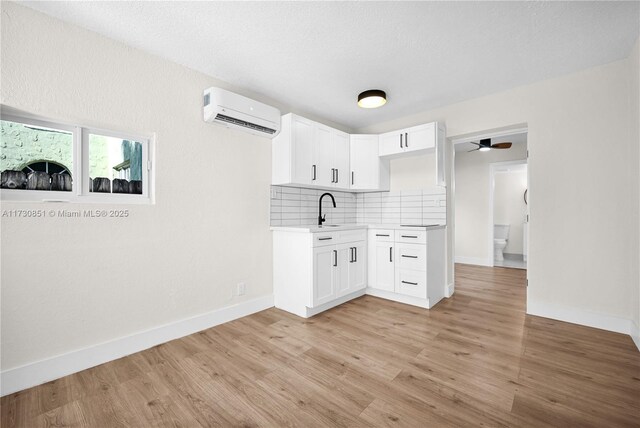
left=446, top=282, right=455, bottom=297
left=1, top=295, right=274, bottom=396
left=454, top=256, right=493, bottom=267
left=632, top=320, right=640, bottom=352
left=527, top=299, right=634, bottom=336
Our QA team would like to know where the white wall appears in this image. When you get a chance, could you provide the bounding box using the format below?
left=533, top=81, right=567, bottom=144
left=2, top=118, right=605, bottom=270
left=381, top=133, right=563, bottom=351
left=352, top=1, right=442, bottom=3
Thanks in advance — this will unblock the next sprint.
left=630, top=38, right=640, bottom=345
left=453, top=144, right=527, bottom=263
left=494, top=169, right=528, bottom=255
left=0, top=3, right=307, bottom=374
left=389, top=153, right=437, bottom=191
left=358, top=51, right=639, bottom=330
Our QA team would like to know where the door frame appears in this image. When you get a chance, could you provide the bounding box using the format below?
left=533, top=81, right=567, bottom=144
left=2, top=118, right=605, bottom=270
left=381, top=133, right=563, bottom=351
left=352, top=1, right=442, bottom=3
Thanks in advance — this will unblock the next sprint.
left=448, top=125, right=529, bottom=278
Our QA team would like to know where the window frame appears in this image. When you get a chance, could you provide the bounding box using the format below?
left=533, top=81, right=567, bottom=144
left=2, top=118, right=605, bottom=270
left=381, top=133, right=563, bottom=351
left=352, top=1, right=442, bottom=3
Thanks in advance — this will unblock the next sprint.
left=1, top=108, right=154, bottom=205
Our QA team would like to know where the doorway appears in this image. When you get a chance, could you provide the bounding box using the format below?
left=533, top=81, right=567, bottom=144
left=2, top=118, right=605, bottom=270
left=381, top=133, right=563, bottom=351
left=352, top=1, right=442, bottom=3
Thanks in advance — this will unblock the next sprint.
left=449, top=128, right=529, bottom=273
left=490, top=160, right=528, bottom=269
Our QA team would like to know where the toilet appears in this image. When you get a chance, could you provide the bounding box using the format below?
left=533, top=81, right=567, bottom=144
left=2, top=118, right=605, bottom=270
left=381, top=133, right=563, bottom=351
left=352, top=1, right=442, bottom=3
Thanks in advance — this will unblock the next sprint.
left=494, top=224, right=510, bottom=261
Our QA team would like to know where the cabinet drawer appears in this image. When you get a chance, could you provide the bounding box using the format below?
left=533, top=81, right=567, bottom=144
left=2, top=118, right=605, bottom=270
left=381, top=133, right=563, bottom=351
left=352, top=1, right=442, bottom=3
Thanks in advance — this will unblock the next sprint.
left=371, top=229, right=394, bottom=242
left=396, top=243, right=426, bottom=272
left=314, top=233, right=337, bottom=247
left=338, top=229, right=367, bottom=244
left=396, top=269, right=427, bottom=299
left=395, top=229, right=427, bottom=244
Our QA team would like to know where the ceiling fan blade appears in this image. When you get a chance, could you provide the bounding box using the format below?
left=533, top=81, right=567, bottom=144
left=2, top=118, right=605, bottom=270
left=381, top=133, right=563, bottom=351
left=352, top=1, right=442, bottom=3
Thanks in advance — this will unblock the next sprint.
left=491, top=142, right=512, bottom=149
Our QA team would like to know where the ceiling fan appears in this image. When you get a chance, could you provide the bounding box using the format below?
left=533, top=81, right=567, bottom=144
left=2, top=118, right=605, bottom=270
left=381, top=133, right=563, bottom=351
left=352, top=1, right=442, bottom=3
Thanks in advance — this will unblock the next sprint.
left=468, top=138, right=512, bottom=152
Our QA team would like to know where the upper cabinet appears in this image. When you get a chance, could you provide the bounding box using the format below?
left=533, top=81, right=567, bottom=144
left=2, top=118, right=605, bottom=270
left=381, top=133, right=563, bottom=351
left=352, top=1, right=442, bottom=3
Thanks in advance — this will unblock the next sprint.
left=379, top=123, right=437, bottom=157
left=379, top=122, right=446, bottom=187
left=273, top=113, right=444, bottom=191
left=273, top=114, right=351, bottom=190
left=315, top=125, right=350, bottom=189
left=350, top=134, right=390, bottom=191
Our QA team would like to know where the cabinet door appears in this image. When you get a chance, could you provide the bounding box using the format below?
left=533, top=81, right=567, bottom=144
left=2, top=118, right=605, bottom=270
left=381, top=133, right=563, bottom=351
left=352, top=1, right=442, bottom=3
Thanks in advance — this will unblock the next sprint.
left=350, top=135, right=379, bottom=190
left=334, top=244, right=351, bottom=298
left=332, top=130, right=350, bottom=189
left=379, top=131, right=402, bottom=157
left=291, top=115, right=314, bottom=185
left=404, top=123, right=435, bottom=153
left=348, top=242, right=367, bottom=293
left=312, top=246, right=336, bottom=307
left=371, top=241, right=395, bottom=291
left=314, top=125, right=333, bottom=187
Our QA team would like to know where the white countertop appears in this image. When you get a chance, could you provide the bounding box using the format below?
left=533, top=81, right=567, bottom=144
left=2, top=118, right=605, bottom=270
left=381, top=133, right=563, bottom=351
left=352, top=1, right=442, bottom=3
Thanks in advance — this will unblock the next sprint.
left=270, top=223, right=445, bottom=233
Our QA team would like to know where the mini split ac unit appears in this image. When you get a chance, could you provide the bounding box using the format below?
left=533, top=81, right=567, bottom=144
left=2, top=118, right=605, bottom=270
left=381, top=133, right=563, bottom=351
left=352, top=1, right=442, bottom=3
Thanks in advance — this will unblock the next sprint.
left=203, top=87, right=281, bottom=138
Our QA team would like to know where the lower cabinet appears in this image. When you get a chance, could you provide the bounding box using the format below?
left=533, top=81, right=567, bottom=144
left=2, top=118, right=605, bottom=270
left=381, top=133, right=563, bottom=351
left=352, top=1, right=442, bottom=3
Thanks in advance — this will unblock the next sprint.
left=273, top=226, right=444, bottom=318
left=371, top=240, right=395, bottom=292
left=313, top=241, right=366, bottom=307
left=367, top=227, right=446, bottom=308
left=273, top=228, right=367, bottom=318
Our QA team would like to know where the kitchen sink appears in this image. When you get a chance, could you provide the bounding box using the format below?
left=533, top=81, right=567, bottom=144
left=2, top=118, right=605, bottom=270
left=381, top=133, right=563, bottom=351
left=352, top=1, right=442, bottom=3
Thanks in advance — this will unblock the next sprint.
left=319, top=224, right=341, bottom=227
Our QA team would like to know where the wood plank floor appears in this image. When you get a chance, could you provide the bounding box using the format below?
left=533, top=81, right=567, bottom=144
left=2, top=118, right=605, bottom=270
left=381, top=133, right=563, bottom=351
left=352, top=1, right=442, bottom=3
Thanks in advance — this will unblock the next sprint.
left=2, top=264, right=639, bottom=427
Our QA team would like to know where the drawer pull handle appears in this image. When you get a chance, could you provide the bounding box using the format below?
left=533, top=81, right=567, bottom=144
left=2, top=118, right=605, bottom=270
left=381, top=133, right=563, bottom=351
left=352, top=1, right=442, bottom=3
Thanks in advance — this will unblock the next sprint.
left=401, top=235, right=418, bottom=238
left=389, top=247, right=393, bottom=262
left=318, top=237, right=332, bottom=241
left=401, top=255, right=418, bottom=259
left=376, top=234, right=390, bottom=237
left=333, top=250, right=338, bottom=267
left=401, top=280, right=418, bottom=286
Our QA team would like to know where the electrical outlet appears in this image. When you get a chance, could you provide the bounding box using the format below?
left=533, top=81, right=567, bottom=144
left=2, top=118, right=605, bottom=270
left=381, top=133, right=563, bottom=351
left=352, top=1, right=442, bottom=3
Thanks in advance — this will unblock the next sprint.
left=237, top=282, right=246, bottom=296
left=270, top=189, right=278, bottom=199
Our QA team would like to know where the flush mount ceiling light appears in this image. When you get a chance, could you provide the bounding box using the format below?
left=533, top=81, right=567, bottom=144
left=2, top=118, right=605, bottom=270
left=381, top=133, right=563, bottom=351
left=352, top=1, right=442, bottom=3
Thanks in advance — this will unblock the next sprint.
left=357, top=90, right=387, bottom=109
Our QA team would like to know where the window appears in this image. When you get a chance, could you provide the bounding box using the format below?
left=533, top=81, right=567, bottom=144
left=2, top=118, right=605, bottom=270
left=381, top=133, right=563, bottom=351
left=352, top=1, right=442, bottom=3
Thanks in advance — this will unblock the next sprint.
left=1, top=109, right=153, bottom=203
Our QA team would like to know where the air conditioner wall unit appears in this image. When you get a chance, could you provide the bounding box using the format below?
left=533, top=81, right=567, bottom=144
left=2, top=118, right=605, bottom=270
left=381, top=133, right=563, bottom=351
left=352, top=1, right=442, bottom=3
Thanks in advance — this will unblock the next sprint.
left=203, top=87, right=281, bottom=138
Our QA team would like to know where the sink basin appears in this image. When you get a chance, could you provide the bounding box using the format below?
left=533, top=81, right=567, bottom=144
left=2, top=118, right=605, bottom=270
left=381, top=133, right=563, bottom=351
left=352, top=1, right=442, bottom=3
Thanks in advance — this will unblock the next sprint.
left=319, top=224, right=340, bottom=228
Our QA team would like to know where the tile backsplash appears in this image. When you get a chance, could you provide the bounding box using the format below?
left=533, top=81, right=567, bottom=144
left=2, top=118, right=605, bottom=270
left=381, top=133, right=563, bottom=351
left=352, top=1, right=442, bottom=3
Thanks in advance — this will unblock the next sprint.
left=270, top=186, right=445, bottom=227
left=270, top=186, right=357, bottom=226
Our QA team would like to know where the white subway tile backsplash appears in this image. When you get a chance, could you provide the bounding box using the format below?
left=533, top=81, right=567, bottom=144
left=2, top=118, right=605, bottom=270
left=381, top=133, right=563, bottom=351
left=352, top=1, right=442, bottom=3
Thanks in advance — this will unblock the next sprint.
left=270, top=185, right=446, bottom=227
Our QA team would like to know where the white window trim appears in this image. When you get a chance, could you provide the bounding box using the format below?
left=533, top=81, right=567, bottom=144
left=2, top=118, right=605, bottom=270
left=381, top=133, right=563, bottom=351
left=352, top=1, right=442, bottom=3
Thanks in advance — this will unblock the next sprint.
left=1, top=108, right=155, bottom=205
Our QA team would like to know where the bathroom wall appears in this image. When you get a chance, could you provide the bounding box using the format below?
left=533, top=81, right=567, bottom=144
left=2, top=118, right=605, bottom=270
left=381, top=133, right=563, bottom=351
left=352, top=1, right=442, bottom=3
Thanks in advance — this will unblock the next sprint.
left=494, top=169, right=528, bottom=255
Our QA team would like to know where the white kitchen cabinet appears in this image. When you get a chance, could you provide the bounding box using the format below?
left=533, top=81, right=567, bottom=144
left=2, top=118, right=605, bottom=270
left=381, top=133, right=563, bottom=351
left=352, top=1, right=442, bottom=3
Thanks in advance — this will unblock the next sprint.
left=312, top=246, right=337, bottom=307
left=273, top=113, right=351, bottom=190
left=314, top=240, right=366, bottom=304
left=314, top=125, right=333, bottom=187
left=379, top=122, right=439, bottom=157
left=332, top=130, right=350, bottom=188
left=273, top=227, right=368, bottom=318
left=271, top=114, right=314, bottom=185
left=367, top=227, right=446, bottom=309
left=344, top=241, right=367, bottom=296
left=369, top=236, right=395, bottom=292
left=349, top=134, right=390, bottom=191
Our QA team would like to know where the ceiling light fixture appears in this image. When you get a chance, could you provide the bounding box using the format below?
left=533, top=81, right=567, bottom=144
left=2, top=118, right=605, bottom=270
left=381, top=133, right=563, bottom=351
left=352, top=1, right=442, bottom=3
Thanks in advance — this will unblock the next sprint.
left=479, top=146, right=491, bottom=152
left=358, top=90, right=386, bottom=109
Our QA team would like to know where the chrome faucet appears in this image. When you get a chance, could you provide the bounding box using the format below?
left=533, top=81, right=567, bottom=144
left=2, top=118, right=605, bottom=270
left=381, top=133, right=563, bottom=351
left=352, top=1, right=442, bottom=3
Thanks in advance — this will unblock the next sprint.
left=318, top=192, right=336, bottom=226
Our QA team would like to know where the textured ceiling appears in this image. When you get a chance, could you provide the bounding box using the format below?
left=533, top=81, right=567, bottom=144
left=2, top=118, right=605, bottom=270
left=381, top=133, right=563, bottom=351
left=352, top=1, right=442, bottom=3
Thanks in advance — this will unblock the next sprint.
left=18, top=1, right=640, bottom=130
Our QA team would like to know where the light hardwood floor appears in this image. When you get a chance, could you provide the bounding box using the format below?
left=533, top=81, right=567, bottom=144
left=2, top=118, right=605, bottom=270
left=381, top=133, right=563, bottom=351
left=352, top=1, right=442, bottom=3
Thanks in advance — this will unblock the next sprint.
left=2, top=264, right=639, bottom=427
